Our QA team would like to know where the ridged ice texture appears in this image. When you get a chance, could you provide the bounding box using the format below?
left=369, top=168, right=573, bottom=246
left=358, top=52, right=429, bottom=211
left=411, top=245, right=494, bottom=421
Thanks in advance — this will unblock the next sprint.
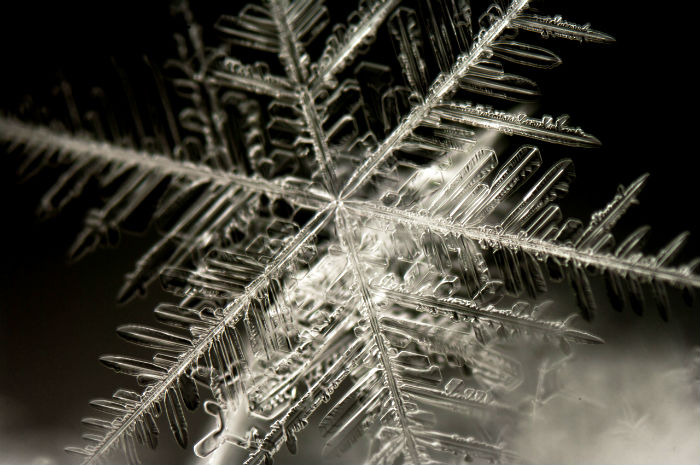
left=0, top=0, right=697, bottom=464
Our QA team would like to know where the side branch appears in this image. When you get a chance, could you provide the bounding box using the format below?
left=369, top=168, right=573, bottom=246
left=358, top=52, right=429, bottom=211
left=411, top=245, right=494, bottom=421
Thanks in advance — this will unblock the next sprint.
left=204, top=72, right=297, bottom=100
left=310, top=0, right=401, bottom=93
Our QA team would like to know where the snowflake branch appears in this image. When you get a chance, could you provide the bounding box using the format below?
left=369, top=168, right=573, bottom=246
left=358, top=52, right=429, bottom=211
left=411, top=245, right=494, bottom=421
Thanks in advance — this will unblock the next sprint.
left=269, top=0, right=341, bottom=195
left=346, top=200, right=700, bottom=289
left=0, top=117, right=332, bottom=210
left=80, top=204, right=334, bottom=464
left=340, top=0, right=531, bottom=199
left=335, top=207, right=422, bottom=463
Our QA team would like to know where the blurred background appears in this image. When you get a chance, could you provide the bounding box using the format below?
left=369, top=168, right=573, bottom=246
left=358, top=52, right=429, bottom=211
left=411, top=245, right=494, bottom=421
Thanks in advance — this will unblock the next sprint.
left=0, top=1, right=698, bottom=463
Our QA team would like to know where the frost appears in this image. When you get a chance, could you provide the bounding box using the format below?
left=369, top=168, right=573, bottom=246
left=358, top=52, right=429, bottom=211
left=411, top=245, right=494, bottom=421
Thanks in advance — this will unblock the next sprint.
left=0, top=0, right=698, bottom=464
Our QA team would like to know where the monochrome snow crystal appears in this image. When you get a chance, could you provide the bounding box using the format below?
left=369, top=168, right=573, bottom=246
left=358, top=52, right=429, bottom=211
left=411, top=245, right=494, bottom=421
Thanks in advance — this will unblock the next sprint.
left=0, top=0, right=698, bottom=464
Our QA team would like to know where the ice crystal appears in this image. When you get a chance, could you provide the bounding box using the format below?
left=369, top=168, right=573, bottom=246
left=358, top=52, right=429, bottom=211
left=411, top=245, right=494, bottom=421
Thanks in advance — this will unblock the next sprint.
left=0, top=0, right=698, bottom=464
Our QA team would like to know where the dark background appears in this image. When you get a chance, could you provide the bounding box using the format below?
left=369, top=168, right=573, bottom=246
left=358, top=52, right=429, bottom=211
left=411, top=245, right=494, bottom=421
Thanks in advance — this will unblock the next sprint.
left=0, top=1, right=698, bottom=463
